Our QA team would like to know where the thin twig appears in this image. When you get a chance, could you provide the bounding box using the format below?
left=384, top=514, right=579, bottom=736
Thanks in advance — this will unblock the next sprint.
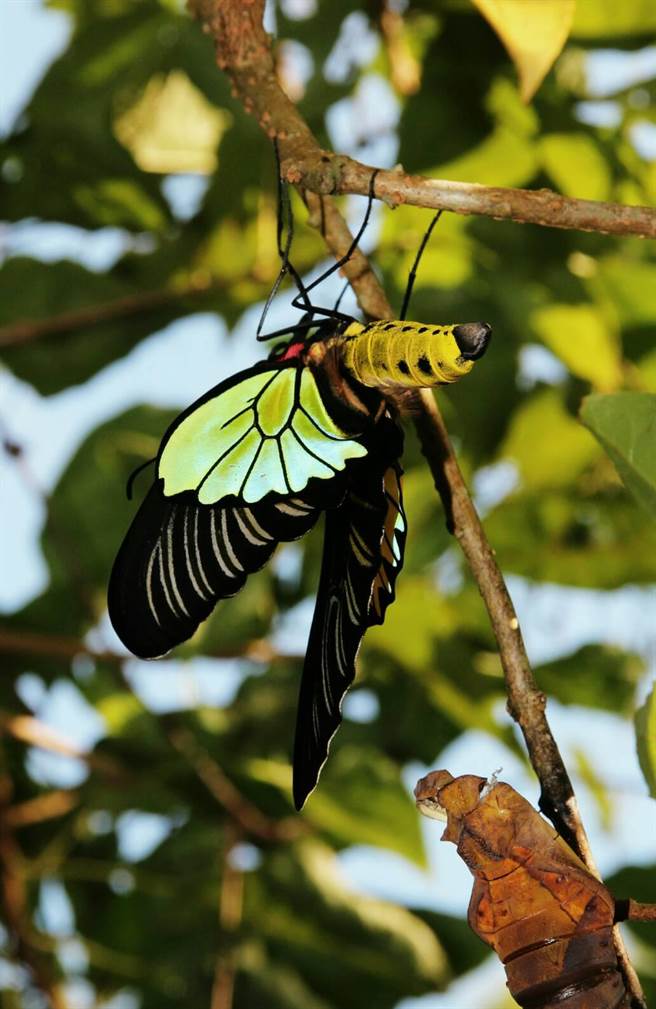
left=0, top=768, right=70, bottom=1009
left=0, top=709, right=126, bottom=781
left=166, top=726, right=304, bottom=843
left=0, top=277, right=221, bottom=350
left=211, top=822, right=243, bottom=1009
left=188, top=2, right=647, bottom=1005
left=0, top=287, right=179, bottom=349
left=4, top=790, right=79, bottom=829
left=0, top=626, right=296, bottom=666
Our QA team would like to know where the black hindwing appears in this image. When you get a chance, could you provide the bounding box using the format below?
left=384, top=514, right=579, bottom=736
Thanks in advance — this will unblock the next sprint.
left=108, top=483, right=320, bottom=658
left=292, top=417, right=406, bottom=809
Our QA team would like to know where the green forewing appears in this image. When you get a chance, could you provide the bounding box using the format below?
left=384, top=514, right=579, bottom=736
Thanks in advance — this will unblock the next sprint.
left=158, top=365, right=367, bottom=506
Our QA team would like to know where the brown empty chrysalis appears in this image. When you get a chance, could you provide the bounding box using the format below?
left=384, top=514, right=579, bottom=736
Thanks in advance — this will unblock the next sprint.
left=415, top=770, right=628, bottom=1009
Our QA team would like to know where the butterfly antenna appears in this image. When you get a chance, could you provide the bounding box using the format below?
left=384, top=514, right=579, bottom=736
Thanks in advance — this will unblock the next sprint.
left=125, top=457, right=156, bottom=500
left=333, top=278, right=350, bottom=315
left=257, top=143, right=317, bottom=341
left=291, top=168, right=380, bottom=308
left=399, top=209, right=443, bottom=321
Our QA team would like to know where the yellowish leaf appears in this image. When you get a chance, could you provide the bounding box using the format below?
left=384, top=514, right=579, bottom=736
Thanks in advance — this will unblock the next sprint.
left=471, top=0, right=576, bottom=102
left=572, top=0, right=656, bottom=39
left=636, top=684, right=656, bottom=798
left=532, top=304, right=622, bottom=391
left=114, top=69, right=231, bottom=174
left=540, top=132, right=611, bottom=201
left=500, top=387, right=599, bottom=488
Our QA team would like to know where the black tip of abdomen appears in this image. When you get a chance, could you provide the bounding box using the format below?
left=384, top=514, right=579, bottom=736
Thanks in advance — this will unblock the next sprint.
left=453, top=322, right=492, bottom=361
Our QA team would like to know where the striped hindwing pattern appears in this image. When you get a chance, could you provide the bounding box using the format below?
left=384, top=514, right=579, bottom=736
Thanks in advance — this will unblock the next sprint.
left=108, top=483, right=322, bottom=659
left=292, top=417, right=406, bottom=809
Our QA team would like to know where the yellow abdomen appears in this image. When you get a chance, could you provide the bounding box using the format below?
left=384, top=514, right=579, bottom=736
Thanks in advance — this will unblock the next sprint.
left=339, top=319, right=491, bottom=388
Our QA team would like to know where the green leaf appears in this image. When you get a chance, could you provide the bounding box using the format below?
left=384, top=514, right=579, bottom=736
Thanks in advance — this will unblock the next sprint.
left=249, top=747, right=426, bottom=865
left=500, top=388, right=600, bottom=488
left=536, top=644, right=643, bottom=714
left=247, top=841, right=449, bottom=1009
left=581, top=393, right=656, bottom=518
left=302, top=747, right=426, bottom=866
left=594, top=256, right=656, bottom=330
left=571, top=0, right=656, bottom=38
left=531, top=304, right=622, bottom=390
left=410, top=909, right=491, bottom=978
left=539, top=133, right=611, bottom=201
left=485, top=486, right=656, bottom=587
left=636, top=684, right=656, bottom=798
left=573, top=748, right=613, bottom=830
left=431, top=124, right=538, bottom=188
left=0, top=258, right=183, bottom=393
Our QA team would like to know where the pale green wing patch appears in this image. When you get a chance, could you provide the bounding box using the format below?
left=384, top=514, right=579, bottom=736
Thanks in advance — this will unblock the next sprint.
left=159, top=370, right=272, bottom=494
left=158, top=365, right=368, bottom=506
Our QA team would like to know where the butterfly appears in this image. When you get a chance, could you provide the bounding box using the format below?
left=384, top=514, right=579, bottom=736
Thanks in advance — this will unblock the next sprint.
left=108, top=179, right=491, bottom=809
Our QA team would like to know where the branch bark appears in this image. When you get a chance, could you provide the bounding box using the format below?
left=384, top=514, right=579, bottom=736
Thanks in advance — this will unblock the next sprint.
left=616, top=899, right=656, bottom=925
left=188, top=2, right=647, bottom=1005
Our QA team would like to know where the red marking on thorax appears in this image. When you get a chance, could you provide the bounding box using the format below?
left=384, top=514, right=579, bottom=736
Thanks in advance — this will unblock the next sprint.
left=280, top=340, right=305, bottom=361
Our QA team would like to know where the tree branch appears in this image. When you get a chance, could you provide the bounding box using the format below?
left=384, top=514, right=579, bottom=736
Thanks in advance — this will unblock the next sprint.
left=0, top=277, right=221, bottom=350
left=188, top=2, right=647, bottom=1005
left=189, top=0, right=655, bottom=239
left=0, top=288, right=179, bottom=349
left=0, top=626, right=297, bottom=667
left=292, top=158, right=656, bottom=239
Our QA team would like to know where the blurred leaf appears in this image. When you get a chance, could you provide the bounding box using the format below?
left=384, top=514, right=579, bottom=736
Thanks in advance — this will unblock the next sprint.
left=304, top=747, right=425, bottom=865
left=251, top=746, right=424, bottom=864
left=636, top=684, right=656, bottom=798
left=0, top=258, right=183, bottom=393
left=539, top=132, right=611, bottom=200
left=3, top=406, right=171, bottom=639
left=409, top=909, right=491, bottom=979
left=535, top=643, right=643, bottom=714
left=593, top=256, right=656, bottom=329
left=531, top=304, right=622, bottom=391
left=369, top=577, right=456, bottom=672
left=581, top=393, right=656, bottom=518
left=247, top=840, right=449, bottom=1009
left=114, top=69, right=231, bottom=173
left=573, top=748, right=613, bottom=829
left=397, top=14, right=502, bottom=171
left=432, top=125, right=538, bottom=187
left=571, top=0, right=656, bottom=38
left=235, top=954, right=332, bottom=1009
left=486, top=486, right=656, bottom=587
left=471, top=0, right=575, bottom=102
left=499, top=388, right=600, bottom=489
